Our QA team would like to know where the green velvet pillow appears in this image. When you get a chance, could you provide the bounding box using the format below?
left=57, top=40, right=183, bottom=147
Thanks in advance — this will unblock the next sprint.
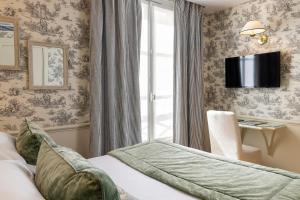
left=16, top=119, right=55, bottom=165
left=35, top=140, right=120, bottom=200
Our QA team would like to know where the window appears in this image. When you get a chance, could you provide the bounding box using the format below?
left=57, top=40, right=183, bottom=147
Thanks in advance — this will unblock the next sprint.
left=140, top=0, right=174, bottom=142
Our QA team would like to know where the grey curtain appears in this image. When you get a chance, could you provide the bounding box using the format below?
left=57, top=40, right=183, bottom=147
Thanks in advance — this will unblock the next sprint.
left=173, top=0, right=205, bottom=150
left=90, top=0, right=142, bottom=156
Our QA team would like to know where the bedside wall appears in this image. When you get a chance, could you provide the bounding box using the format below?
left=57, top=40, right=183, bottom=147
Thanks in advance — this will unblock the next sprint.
left=9, top=124, right=90, bottom=158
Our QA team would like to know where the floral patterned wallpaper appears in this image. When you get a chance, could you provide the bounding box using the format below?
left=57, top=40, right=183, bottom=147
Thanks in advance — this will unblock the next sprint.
left=0, top=0, right=90, bottom=131
left=203, top=0, right=300, bottom=121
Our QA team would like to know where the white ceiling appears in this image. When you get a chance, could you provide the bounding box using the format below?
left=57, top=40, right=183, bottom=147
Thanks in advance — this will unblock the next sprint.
left=188, top=0, right=250, bottom=13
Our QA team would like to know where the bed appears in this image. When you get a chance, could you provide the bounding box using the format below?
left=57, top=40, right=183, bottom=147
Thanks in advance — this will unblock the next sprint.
left=2, top=129, right=300, bottom=200
left=91, top=140, right=300, bottom=200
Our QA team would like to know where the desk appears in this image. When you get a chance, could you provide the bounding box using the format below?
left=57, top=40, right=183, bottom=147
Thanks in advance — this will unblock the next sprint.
left=238, top=118, right=286, bottom=156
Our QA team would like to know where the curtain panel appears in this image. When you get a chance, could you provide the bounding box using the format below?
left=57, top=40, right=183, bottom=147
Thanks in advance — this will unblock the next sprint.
left=173, top=0, right=205, bottom=150
left=90, top=0, right=142, bottom=156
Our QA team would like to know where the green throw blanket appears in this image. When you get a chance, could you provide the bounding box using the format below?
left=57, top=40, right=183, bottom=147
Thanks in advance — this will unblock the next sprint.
left=108, top=140, right=300, bottom=200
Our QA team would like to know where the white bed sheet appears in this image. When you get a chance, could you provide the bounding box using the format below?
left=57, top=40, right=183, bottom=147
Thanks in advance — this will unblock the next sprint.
left=0, top=160, right=44, bottom=200
left=89, top=155, right=197, bottom=200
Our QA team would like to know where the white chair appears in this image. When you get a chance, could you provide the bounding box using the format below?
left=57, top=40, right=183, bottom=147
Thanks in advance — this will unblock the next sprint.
left=207, top=110, right=262, bottom=164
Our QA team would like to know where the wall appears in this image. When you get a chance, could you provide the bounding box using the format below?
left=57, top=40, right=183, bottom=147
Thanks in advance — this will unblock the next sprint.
left=0, top=0, right=90, bottom=156
left=9, top=123, right=91, bottom=158
left=203, top=0, right=300, bottom=172
left=0, top=0, right=90, bottom=131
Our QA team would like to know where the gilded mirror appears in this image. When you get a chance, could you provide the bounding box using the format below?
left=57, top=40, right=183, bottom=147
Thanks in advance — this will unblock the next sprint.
left=28, top=41, right=68, bottom=90
left=0, top=16, right=19, bottom=70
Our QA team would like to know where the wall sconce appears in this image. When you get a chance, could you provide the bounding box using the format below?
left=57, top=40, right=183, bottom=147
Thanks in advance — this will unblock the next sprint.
left=240, top=20, right=268, bottom=45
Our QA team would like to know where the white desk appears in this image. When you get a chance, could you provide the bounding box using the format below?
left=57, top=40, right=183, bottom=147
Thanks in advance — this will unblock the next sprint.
left=238, top=118, right=286, bottom=156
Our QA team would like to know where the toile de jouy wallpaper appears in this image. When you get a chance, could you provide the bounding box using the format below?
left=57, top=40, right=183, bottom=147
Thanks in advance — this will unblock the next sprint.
left=203, top=0, right=300, bottom=121
left=0, top=0, right=90, bottom=131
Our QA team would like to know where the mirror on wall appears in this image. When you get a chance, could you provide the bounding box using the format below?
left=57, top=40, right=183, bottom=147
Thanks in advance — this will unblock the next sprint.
left=0, top=16, right=19, bottom=70
left=28, top=41, right=68, bottom=90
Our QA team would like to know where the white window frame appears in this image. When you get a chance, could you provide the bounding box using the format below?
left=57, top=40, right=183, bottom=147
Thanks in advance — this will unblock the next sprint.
left=141, top=0, right=174, bottom=142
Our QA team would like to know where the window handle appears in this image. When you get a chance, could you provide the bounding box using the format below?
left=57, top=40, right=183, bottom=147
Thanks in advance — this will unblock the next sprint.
left=150, top=93, right=156, bottom=102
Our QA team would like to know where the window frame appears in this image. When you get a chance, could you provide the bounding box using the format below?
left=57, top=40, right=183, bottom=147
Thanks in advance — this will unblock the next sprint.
left=141, top=0, right=174, bottom=142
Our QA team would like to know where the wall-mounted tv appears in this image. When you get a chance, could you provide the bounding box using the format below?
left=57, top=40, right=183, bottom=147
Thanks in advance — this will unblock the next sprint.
left=225, top=51, right=280, bottom=88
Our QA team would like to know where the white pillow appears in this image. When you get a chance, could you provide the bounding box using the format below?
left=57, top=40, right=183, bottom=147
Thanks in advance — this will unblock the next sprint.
left=0, top=132, right=26, bottom=162
left=0, top=160, right=44, bottom=200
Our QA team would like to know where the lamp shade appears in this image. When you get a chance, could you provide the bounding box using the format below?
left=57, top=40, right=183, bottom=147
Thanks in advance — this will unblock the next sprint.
left=240, top=20, right=266, bottom=36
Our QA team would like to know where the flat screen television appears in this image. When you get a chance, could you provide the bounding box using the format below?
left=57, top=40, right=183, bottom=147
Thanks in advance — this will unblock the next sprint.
left=225, top=51, right=280, bottom=88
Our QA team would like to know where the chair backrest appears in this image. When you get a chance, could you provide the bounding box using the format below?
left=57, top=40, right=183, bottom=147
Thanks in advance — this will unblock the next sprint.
left=207, top=110, right=242, bottom=160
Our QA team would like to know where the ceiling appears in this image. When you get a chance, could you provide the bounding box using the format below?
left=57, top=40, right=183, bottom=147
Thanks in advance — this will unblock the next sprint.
left=188, top=0, right=250, bottom=13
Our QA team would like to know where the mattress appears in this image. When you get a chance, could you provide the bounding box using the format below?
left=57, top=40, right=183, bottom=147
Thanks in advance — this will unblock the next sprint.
left=89, top=155, right=197, bottom=200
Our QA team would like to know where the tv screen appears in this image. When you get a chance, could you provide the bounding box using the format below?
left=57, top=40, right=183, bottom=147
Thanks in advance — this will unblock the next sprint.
left=225, top=51, right=280, bottom=88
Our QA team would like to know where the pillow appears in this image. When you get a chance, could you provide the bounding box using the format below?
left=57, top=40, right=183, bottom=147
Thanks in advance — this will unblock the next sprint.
left=35, top=140, right=120, bottom=200
left=0, top=132, right=26, bottom=162
left=16, top=119, right=55, bottom=165
left=0, top=160, right=45, bottom=200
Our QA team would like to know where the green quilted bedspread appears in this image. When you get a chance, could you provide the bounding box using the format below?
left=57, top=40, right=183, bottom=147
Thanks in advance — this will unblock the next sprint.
left=108, top=140, right=300, bottom=200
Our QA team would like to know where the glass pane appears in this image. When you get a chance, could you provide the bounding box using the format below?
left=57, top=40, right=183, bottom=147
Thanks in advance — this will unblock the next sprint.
left=154, top=97, right=173, bottom=140
left=154, top=56, right=173, bottom=96
left=153, top=5, right=174, bottom=140
left=153, top=6, right=174, bottom=55
left=140, top=3, right=149, bottom=142
left=32, top=46, right=64, bottom=87
left=0, top=22, right=15, bottom=66
left=141, top=3, right=148, bottom=54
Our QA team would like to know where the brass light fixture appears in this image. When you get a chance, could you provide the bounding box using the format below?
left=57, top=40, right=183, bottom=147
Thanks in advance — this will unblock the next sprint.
left=240, top=20, right=268, bottom=45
